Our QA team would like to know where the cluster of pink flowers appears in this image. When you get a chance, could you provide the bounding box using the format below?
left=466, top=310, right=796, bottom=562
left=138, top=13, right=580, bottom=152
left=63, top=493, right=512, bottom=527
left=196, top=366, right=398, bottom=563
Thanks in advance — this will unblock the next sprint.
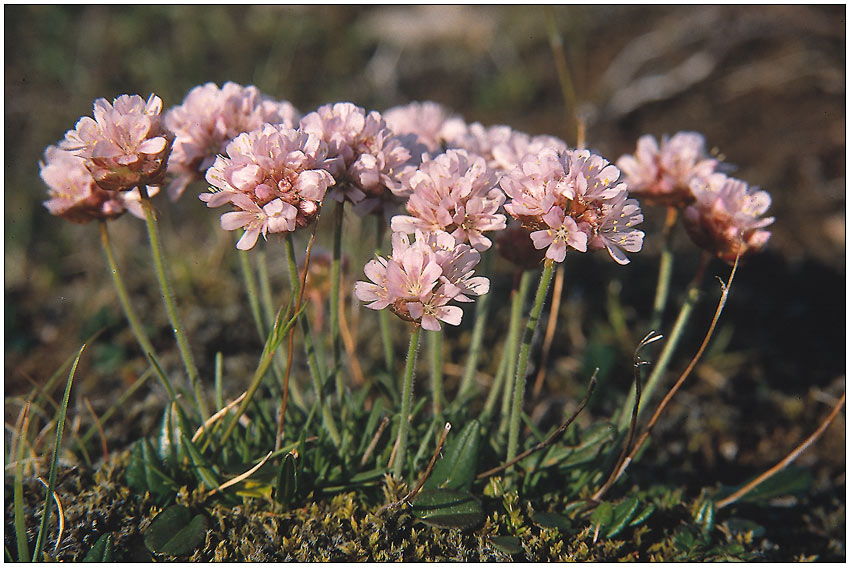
left=299, top=102, right=412, bottom=215
left=60, top=94, right=172, bottom=193
left=390, top=149, right=506, bottom=251
left=501, top=147, right=645, bottom=264
left=164, top=82, right=300, bottom=200
left=616, top=132, right=718, bottom=207
left=354, top=230, right=489, bottom=331
left=384, top=100, right=467, bottom=156
left=40, top=145, right=154, bottom=223
left=200, top=124, right=336, bottom=250
left=683, top=173, right=774, bottom=264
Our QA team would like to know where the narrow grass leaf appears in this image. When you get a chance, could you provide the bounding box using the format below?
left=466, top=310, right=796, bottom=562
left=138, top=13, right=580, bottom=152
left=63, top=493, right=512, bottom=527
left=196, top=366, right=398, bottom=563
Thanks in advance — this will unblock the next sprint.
left=411, top=488, right=484, bottom=530
left=32, top=344, right=84, bottom=562
left=13, top=403, right=31, bottom=562
left=82, top=532, right=114, bottom=562
left=181, top=433, right=220, bottom=490
left=605, top=496, right=640, bottom=538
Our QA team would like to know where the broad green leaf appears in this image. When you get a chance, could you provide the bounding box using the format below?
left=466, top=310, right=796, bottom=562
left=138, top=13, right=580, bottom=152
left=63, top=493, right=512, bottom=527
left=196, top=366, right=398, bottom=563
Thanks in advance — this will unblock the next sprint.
left=589, top=501, right=613, bottom=534
left=722, top=466, right=813, bottom=504
left=533, top=511, right=573, bottom=533
left=181, top=433, right=220, bottom=490
left=628, top=503, right=655, bottom=527
left=412, top=488, right=484, bottom=530
left=274, top=453, right=297, bottom=506
left=126, top=437, right=176, bottom=499
left=424, top=420, right=480, bottom=491
left=144, top=505, right=208, bottom=556
left=606, top=496, right=640, bottom=538
left=82, top=533, right=113, bottom=562
left=546, top=423, right=615, bottom=469
left=489, top=536, right=523, bottom=555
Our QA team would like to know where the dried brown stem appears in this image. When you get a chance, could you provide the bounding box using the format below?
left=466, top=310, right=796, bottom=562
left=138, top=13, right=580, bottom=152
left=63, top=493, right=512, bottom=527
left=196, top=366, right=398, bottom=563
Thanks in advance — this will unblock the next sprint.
left=477, top=369, right=598, bottom=480
left=82, top=397, right=109, bottom=463
left=716, top=391, right=845, bottom=510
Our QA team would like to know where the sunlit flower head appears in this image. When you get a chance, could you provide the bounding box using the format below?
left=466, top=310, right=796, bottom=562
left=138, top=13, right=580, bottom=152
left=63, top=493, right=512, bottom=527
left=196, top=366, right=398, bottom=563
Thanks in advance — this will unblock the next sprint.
left=616, top=132, right=717, bottom=207
left=40, top=145, right=154, bottom=223
left=502, top=147, right=644, bottom=265
left=60, top=94, right=172, bottom=192
left=683, top=173, right=774, bottom=264
left=300, top=102, right=412, bottom=216
left=384, top=100, right=467, bottom=155
left=200, top=123, right=335, bottom=250
left=390, top=149, right=506, bottom=250
left=354, top=230, right=489, bottom=331
left=164, top=82, right=299, bottom=200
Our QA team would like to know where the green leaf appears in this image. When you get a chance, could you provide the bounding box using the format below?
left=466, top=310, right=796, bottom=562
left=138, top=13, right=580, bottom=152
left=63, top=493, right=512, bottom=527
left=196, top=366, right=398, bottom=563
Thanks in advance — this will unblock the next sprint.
left=694, top=498, right=715, bottom=534
left=589, top=501, right=613, bottom=535
left=181, top=433, right=220, bottom=490
left=411, top=488, right=484, bottom=530
left=606, top=496, right=640, bottom=538
left=424, top=420, right=480, bottom=491
left=723, top=466, right=813, bottom=504
left=144, top=505, right=208, bottom=556
left=489, top=536, right=523, bottom=555
left=546, top=422, right=615, bottom=469
left=274, top=453, right=297, bottom=506
left=126, top=438, right=177, bottom=499
left=628, top=503, right=655, bottom=527
left=82, top=533, right=114, bottom=562
left=532, top=512, right=573, bottom=533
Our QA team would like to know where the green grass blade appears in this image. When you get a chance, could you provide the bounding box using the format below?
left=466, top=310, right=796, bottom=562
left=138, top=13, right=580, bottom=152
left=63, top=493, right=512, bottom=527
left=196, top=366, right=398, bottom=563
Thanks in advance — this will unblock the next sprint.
left=32, top=344, right=85, bottom=561
left=14, top=402, right=32, bottom=562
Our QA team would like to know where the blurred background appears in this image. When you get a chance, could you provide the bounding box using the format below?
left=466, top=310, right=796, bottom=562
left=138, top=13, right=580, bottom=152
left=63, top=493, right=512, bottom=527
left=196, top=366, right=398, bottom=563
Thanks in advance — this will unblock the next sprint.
left=4, top=5, right=845, bottom=534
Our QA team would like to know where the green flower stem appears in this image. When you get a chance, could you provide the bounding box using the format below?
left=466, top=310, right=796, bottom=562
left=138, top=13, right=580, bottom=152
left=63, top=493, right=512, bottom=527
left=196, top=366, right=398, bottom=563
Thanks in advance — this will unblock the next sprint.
left=428, top=330, right=443, bottom=418
left=456, top=253, right=492, bottom=403
left=507, top=260, right=555, bottom=465
left=457, top=283, right=490, bottom=401
left=649, top=207, right=680, bottom=332
left=99, top=220, right=157, bottom=359
left=394, top=324, right=422, bottom=479
left=617, top=284, right=701, bottom=432
left=257, top=248, right=276, bottom=331
left=137, top=186, right=209, bottom=421
left=500, top=270, right=535, bottom=431
left=237, top=245, right=266, bottom=341
left=330, top=200, right=344, bottom=404
left=375, top=217, right=395, bottom=372
left=284, top=233, right=340, bottom=446
left=482, top=340, right=509, bottom=421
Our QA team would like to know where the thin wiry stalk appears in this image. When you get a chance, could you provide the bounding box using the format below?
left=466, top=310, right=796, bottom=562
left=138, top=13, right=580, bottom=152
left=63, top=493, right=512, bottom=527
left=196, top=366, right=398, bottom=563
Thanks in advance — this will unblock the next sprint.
left=457, top=277, right=490, bottom=401
left=13, top=402, right=32, bottom=563
left=507, top=260, right=555, bottom=465
left=532, top=262, right=566, bottom=400
left=649, top=207, right=680, bottom=332
left=330, top=200, right=345, bottom=404
left=375, top=216, right=395, bottom=373
left=99, top=220, right=157, bottom=359
left=500, top=270, right=535, bottom=431
left=429, top=330, right=444, bottom=418
left=594, top=252, right=740, bottom=501
left=137, top=186, right=209, bottom=421
left=394, top=325, right=422, bottom=479
left=716, top=392, right=846, bottom=509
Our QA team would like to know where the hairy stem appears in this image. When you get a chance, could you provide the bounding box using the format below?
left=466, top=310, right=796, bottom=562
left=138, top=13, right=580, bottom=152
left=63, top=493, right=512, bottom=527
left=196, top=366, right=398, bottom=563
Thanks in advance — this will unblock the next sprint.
left=507, top=261, right=555, bottom=465
left=500, top=270, right=535, bottom=431
left=394, top=325, right=422, bottom=479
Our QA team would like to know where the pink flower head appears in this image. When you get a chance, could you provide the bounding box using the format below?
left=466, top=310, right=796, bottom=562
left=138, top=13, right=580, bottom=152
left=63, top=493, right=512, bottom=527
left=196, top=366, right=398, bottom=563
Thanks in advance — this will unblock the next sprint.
left=502, top=147, right=645, bottom=265
left=60, top=94, right=173, bottom=192
left=164, top=82, right=300, bottom=200
left=384, top=100, right=467, bottom=155
left=200, top=123, right=335, bottom=249
left=616, top=132, right=718, bottom=207
left=40, top=145, right=154, bottom=223
left=683, top=173, right=774, bottom=264
left=390, top=149, right=506, bottom=250
left=299, top=102, right=412, bottom=215
left=354, top=230, right=489, bottom=331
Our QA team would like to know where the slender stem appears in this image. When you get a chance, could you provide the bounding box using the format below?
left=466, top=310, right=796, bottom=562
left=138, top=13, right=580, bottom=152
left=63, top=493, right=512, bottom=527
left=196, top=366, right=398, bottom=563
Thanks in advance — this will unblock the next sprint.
left=482, top=340, right=509, bottom=420
left=716, top=392, right=846, bottom=510
left=137, top=186, right=208, bottom=421
left=457, top=254, right=492, bottom=401
left=98, top=221, right=157, bottom=358
left=330, top=201, right=344, bottom=404
left=375, top=218, right=395, bottom=373
left=500, top=270, right=535, bottom=432
left=617, top=252, right=708, bottom=432
left=257, top=247, right=276, bottom=331
left=507, top=261, right=555, bottom=465
left=394, top=325, right=422, bottom=479
left=236, top=243, right=266, bottom=341
left=532, top=262, right=565, bottom=400
left=428, top=330, right=444, bottom=418
left=284, top=233, right=340, bottom=445
left=649, top=207, right=679, bottom=332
